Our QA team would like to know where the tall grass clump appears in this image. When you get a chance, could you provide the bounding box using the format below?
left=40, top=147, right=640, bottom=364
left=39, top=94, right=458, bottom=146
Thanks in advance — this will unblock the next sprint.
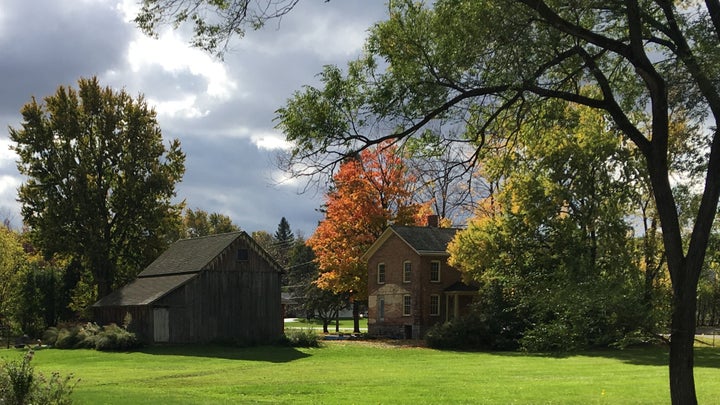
left=282, top=329, right=320, bottom=348
left=0, top=350, right=77, bottom=404
left=49, top=323, right=140, bottom=351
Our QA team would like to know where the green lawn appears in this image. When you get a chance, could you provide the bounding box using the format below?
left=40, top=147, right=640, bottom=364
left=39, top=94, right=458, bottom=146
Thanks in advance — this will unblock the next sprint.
left=4, top=342, right=720, bottom=404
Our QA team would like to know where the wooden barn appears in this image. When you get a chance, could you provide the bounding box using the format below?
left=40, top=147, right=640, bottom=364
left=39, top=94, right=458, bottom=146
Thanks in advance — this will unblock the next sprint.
left=92, top=231, right=283, bottom=344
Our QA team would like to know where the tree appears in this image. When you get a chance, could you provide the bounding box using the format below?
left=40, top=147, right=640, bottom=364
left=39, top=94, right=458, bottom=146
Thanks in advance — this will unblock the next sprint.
left=0, top=227, right=24, bottom=329
left=448, top=102, right=649, bottom=351
left=404, top=132, right=479, bottom=224
left=308, top=142, right=429, bottom=332
left=180, top=208, right=240, bottom=238
left=286, top=236, right=349, bottom=332
left=273, top=217, right=295, bottom=269
left=275, top=2, right=720, bottom=402
left=10, top=77, right=186, bottom=300
left=135, top=0, right=303, bottom=57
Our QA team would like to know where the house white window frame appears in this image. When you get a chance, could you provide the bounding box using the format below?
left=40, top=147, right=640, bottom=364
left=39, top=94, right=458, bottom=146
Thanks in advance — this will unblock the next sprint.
left=430, top=294, right=440, bottom=316
left=377, top=263, right=386, bottom=284
left=430, top=260, right=441, bottom=282
left=403, top=261, right=412, bottom=283
left=403, top=294, right=412, bottom=316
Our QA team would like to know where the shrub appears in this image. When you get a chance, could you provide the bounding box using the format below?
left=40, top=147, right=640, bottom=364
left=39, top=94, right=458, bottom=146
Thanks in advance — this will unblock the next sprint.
left=4, top=351, right=34, bottom=405
left=42, top=327, right=59, bottom=346
left=282, top=329, right=320, bottom=348
left=93, top=324, right=140, bottom=351
left=0, top=350, right=77, bottom=405
left=49, top=323, right=140, bottom=351
left=54, top=326, right=83, bottom=349
left=425, top=311, right=521, bottom=351
left=74, top=323, right=101, bottom=349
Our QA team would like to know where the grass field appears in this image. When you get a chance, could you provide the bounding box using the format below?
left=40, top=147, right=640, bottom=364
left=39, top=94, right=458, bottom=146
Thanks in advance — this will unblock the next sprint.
left=4, top=341, right=720, bottom=404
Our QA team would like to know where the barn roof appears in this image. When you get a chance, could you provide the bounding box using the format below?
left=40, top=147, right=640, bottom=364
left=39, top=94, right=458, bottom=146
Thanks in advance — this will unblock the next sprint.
left=139, top=232, right=246, bottom=277
left=362, top=225, right=459, bottom=260
left=94, top=231, right=283, bottom=308
left=92, top=273, right=195, bottom=307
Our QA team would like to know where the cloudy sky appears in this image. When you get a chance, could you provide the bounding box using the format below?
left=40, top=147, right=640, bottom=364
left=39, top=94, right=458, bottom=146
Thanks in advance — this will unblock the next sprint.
left=0, top=0, right=389, bottom=236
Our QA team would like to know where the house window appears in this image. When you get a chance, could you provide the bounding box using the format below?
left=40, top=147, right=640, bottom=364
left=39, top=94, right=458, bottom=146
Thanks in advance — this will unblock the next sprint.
left=378, top=263, right=386, bottom=284
left=403, top=261, right=412, bottom=283
left=403, top=295, right=412, bottom=316
left=378, top=296, right=385, bottom=321
left=430, top=261, right=441, bottom=282
left=430, top=295, right=440, bottom=316
left=237, top=249, right=249, bottom=261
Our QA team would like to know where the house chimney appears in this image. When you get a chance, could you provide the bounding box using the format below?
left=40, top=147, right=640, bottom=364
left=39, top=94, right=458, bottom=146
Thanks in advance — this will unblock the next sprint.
left=426, top=214, right=439, bottom=227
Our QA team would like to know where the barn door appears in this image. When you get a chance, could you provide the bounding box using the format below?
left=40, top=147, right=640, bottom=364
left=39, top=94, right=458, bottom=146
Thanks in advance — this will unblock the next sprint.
left=153, top=308, right=169, bottom=342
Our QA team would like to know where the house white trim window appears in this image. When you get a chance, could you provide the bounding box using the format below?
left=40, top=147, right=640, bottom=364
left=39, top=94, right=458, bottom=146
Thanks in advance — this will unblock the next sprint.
left=403, top=261, right=412, bottom=283
left=377, top=263, right=386, bottom=284
left=430, top=261, right=441, bottom=282
left=430, top=294, right=440, bottom=316
left=403, top=294, right=412, bottom=316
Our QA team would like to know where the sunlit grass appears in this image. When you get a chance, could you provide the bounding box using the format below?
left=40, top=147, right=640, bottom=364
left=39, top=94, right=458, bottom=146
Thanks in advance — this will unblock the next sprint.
left=3, top=342, right=720, bottom=404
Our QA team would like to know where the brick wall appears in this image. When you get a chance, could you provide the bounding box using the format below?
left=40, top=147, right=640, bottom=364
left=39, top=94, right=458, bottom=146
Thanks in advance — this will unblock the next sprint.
left=367, top=232, right=466, bottom=339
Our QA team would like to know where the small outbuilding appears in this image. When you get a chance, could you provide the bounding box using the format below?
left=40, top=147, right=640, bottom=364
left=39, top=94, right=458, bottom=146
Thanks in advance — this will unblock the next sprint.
left=92, top=231, right=283, bottom=344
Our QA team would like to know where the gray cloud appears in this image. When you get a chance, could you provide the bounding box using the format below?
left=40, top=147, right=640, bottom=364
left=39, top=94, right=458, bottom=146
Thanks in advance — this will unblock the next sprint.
left=0, top=0, right=388, bottom=236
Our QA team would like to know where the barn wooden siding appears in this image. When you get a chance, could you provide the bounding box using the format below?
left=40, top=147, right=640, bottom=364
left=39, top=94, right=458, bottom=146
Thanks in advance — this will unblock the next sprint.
left=93, top=235, right=282, bottom=344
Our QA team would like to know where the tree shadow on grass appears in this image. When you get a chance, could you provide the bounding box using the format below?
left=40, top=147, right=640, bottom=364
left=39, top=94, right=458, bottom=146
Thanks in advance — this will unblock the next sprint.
left=137, top=344, right=312, bottom=363
left=582, top=345, right=720, bottom=368
left=480, top=344, right=720, bottom=368
left=441, top=345, right=720, bottom=368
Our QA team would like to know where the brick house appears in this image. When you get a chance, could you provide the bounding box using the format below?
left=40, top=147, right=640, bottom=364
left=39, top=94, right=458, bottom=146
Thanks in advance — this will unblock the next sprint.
left=363, top=220, right=477, bottom=339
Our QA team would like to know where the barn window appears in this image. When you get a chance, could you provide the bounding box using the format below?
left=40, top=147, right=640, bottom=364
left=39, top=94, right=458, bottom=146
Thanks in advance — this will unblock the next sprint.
left=403, top=261, right=412, bottom=283
left=378, top=296, right=385, bottom=321
left=377, top=263, right=386, bottom=284
left=403, top=294, right=412, bottom=316
left=237, top=249, right=249, bottom=261
left=430, top=295, right=440, bottom=316
left=430, top=261, right=441, bottom=282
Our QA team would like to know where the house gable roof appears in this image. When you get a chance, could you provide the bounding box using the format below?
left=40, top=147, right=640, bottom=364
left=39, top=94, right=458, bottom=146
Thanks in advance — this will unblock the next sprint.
left=362, top=225, right=459, bottom=260
left=94, top=231, right=283, bottom=307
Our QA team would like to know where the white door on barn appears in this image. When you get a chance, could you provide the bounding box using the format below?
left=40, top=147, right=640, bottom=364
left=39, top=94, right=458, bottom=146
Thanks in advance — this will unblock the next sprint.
left=153, top=308, right=169, bottom=342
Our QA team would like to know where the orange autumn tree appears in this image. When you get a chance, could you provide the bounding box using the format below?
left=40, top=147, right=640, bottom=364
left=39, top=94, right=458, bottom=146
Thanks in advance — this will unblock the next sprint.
left=308, top=142, right=430, bottom=332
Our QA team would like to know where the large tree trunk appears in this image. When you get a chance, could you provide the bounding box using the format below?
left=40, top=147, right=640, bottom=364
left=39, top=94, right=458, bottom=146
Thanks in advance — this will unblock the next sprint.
left=654, top=126, right=720, bottom=404
left=669, top=280, right=698, bottom=405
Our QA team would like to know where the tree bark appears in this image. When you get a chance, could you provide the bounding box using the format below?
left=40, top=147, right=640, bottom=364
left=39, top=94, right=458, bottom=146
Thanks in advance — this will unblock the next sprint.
left=352, top=300, right=360, bottom=334
left=669, top=277, right=698, bottom=405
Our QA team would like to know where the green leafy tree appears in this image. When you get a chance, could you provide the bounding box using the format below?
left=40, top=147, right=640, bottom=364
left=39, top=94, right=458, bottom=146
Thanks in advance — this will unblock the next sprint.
left=250, top=230, right=275, bottom=256
left=180, top=208, right=240, bottom=238
left=275, top=2, right=720, bottom=402
left=286, top=234, right=316, bottom=290
left=449, top=102, right=647, bottom=351
left=10, top=77, right=186, bottom=300
left=0, top=227, right=24, bottom=329
left=273, top=217, right=295, bottom=269
left=286, top=235, right=349, bottom=333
